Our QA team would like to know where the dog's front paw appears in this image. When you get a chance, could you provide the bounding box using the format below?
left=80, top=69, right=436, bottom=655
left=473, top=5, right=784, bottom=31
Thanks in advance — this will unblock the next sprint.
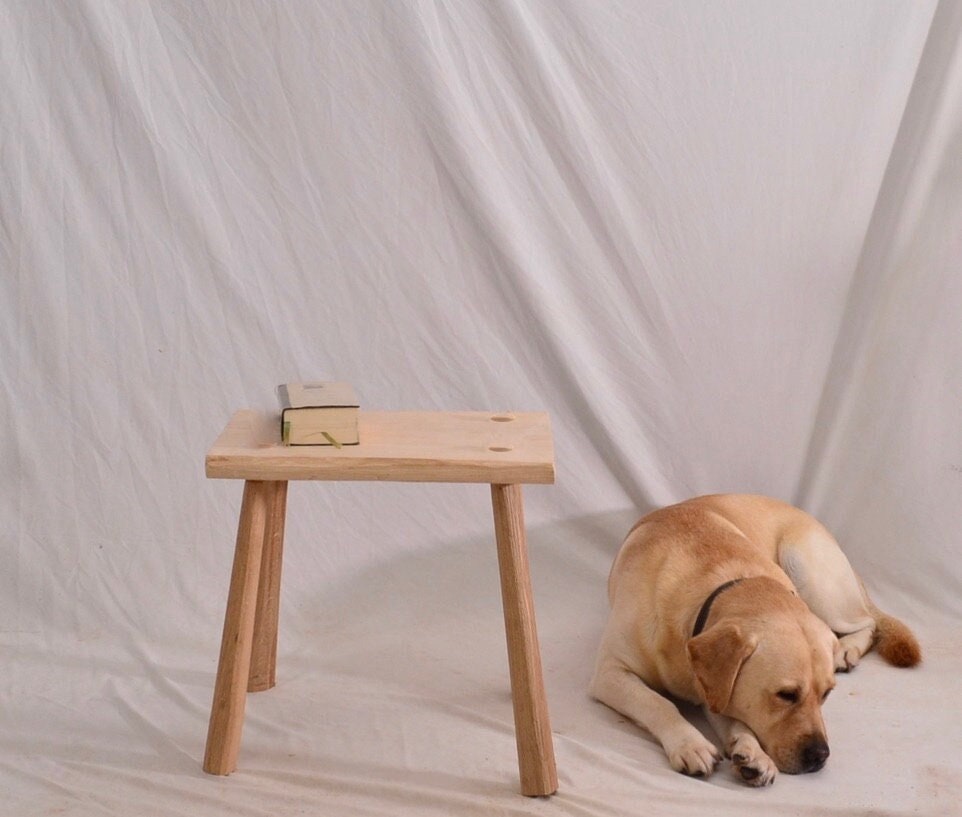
left=665, top=731, right=721, bottom=778
left=729, top=736, right=777, bottom=787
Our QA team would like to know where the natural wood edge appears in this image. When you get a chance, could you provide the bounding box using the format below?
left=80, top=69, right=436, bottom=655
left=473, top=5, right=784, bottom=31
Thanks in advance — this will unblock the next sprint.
left=248, top=481, right=288, bottom=692
left=491, top=484, right=559, bottom=797
left=203, top=481, right=269, bottom=775
left=206, top=454, right=555, bottom=484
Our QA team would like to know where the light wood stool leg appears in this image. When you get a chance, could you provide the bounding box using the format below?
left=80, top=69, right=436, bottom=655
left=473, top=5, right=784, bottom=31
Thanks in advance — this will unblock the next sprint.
left=203, top=480, right=270, bottom=775
left=490, top=484, right=558, bottom=797
left=249, top=481, right=288, bottom=692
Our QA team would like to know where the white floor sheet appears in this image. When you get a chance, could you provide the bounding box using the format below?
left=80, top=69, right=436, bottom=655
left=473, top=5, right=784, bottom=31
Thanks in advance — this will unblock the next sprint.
left=3, top=2, right=961, bottom=815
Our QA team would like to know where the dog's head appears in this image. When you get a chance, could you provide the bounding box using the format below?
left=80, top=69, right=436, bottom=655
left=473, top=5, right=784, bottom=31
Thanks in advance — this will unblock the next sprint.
left=687, top=577, right=837, bottom=774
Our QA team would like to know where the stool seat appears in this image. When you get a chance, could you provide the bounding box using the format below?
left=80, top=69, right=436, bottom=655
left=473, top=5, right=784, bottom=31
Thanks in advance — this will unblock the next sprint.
left=201, top=408, right=559, bottom=797
left=207, top=409, right=555, bottom=483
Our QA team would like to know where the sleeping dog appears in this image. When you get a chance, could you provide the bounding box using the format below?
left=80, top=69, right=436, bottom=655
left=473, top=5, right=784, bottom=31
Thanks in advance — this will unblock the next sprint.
left=590, top=494, right=920, bottom=786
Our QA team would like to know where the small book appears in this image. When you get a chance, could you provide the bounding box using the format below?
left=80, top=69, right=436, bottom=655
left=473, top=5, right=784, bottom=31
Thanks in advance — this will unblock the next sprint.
left=277, top=381, right=360, bottom=446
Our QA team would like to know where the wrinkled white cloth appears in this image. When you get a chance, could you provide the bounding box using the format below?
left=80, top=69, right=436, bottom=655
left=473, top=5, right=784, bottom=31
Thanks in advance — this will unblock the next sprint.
left=2, top=2, right=960, bottom=814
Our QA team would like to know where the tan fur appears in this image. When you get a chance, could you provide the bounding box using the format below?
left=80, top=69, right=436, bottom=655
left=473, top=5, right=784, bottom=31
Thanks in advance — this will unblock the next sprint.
left=591, top=494, right=920, bottom=787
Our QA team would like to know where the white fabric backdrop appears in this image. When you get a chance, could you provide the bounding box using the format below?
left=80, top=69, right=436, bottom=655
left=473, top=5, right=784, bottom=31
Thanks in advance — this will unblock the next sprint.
left=3, top=1, right=960, bottom=815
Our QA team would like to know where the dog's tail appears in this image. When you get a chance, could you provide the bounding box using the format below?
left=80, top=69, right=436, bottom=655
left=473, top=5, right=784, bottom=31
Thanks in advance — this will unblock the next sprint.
left=861, top=581, right=922, bottom=667
left=872, top=608, right=922, bottom=667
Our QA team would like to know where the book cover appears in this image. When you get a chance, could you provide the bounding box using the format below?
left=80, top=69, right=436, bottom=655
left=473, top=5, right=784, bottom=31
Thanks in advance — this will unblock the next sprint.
left=277, top=381, right=360, bottom=446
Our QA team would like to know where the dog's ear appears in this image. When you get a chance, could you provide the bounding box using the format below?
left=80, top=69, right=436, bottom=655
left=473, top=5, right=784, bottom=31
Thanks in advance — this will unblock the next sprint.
left=687, top=624, right=758, bottom=713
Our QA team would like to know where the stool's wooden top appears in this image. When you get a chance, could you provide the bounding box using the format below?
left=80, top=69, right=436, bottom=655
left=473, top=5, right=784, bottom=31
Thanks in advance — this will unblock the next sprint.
left=206, top=410, right=555, bottom=484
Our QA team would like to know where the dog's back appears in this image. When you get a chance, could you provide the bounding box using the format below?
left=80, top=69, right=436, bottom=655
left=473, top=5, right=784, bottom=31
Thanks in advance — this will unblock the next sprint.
left=608, top=494, right=921, bottom=673
left=608, top=495, right=796, bottom=606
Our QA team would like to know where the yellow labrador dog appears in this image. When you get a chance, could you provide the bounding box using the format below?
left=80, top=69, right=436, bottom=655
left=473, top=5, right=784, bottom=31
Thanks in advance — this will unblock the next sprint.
left=591, top=494, right=920, bottom=786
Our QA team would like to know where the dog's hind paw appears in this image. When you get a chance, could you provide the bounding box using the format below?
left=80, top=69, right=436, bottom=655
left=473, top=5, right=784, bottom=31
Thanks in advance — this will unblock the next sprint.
left=834, top=646, right=860, bottom=673
left=666, top=732, right=721, bottom=778
left=835, top=628, right=873, bottom=672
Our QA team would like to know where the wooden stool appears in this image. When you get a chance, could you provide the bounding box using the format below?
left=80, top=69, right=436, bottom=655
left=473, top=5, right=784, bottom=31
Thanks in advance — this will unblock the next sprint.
left=202, top=410, right=559, bottom=796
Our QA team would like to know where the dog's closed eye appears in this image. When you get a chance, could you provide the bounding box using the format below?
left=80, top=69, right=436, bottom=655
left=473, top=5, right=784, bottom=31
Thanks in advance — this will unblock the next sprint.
left=776, top=689, right=800, bottom=704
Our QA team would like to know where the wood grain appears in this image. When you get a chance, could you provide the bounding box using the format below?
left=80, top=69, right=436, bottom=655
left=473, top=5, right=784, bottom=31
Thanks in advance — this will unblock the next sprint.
left=206, top=410, right=554, bottom=484
left=248, top=481, right=288, bottom=692
left=491, top=484, right=558, bottom=796
left=203, top=480, right=269, bottom=775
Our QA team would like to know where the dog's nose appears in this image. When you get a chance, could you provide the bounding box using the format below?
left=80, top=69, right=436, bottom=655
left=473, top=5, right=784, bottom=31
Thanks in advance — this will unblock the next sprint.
left=801, top=738, right=830, bottom=772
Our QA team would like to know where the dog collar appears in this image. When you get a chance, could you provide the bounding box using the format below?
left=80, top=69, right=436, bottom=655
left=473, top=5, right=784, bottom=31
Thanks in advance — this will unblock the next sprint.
left=692, top=578, right=745, bottom=637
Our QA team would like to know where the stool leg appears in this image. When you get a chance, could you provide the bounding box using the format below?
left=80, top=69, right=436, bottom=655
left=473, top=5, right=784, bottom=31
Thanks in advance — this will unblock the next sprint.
left=490, top=484, right=558, bottom=797
left=203, top=480, right=270, bottom=775
left=249, top=481, right=288, bottom=692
